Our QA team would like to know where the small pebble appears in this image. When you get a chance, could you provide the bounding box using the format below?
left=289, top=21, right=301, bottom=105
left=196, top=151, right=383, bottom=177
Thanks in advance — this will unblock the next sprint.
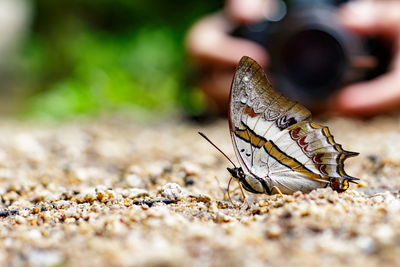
left=161, top=183, right=183, bottom=200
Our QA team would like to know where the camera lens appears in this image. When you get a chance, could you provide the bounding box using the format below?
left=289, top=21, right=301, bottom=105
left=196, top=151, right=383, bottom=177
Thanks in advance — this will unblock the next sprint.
left=281, top=29, right=346, bottom=94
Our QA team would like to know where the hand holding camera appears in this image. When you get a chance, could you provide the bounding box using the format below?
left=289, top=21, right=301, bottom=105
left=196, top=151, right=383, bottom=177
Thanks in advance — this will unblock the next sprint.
left=186, top=0, right=400, bottom=116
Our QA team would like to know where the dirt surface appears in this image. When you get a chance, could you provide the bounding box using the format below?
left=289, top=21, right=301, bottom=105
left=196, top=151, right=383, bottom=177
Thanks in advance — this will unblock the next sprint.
left=0, top=115, right=399, bottom=267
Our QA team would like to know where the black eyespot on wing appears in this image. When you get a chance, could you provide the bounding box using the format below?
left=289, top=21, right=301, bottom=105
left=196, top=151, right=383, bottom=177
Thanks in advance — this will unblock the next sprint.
left=277, top=116, right=298, bottom=130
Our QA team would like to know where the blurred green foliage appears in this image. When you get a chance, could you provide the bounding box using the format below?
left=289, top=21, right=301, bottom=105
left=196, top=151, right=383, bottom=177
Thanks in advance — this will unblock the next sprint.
left=22, top=0, right=222, bottom=119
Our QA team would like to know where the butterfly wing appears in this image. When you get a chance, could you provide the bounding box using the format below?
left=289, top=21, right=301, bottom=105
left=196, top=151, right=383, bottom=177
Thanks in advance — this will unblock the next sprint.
left=229, top=56, right=358, bottom=194
left=229, top=56, right=311, bottom=174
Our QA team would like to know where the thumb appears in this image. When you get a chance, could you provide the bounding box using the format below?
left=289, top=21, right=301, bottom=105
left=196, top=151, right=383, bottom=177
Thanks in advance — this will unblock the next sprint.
left=327, top=70, right=400, bottom=116
left=339, top=1, right=400, bottom=36
left=225, top=0, right=268, bottom=23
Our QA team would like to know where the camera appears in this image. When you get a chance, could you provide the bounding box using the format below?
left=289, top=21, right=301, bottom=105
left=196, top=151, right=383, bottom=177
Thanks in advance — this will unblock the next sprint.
left=231, top=0, right=390, bottom=107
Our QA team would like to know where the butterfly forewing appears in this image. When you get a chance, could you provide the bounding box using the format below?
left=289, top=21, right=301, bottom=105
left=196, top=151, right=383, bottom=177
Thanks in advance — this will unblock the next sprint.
left=229, top=57, right=311, bottom=174
left=229, top=56, right=311, bottom=136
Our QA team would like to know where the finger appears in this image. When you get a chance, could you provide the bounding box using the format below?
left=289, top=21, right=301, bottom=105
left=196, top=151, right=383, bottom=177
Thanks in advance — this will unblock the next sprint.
left=226, top=0, right=268, bottom=23
left=200, top=68, right=234, bottom=114
left=339, top=1, right=400, bottom=36
left=327, top=70, right=400, bottom=116
left=186, top=13, right=268, bottom=67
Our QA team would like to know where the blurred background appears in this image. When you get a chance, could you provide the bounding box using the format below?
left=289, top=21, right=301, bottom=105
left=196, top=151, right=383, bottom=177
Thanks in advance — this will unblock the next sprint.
left=0, top=0, right=222, bottom=120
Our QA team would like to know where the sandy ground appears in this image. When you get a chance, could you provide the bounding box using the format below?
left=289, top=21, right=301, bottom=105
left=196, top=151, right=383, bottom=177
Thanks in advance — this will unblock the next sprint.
left=0, top=114, right=399, bottom=267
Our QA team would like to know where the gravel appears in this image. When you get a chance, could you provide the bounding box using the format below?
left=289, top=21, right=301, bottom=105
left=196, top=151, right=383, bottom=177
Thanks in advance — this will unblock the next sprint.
left=0, top=115, right=399, bottom=267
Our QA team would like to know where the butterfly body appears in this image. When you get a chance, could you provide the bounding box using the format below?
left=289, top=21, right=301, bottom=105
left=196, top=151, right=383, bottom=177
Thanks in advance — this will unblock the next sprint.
left=228, top=56, right=358, bottom=195
left=228, top=167, right=272, bottom=194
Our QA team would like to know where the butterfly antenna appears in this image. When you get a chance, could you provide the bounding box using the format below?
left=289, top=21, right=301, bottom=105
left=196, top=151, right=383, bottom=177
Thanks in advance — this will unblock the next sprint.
left=198, top=132, right=236, bottom=168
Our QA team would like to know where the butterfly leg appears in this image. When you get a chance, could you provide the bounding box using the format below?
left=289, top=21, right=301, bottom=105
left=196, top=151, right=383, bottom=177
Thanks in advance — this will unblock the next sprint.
left=271, top=186, right=284, bottom=197
left=227, top=182, right=250, bottom=208
left=239, top=184, right=256, bottom=210
left=239, top=183, right=246, bottom=201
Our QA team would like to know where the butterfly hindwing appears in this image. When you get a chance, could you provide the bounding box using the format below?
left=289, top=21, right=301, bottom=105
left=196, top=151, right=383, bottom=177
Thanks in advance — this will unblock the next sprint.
left=286, top=121, right=359, bottom=180
left=231, top=121, right=329, bottom=194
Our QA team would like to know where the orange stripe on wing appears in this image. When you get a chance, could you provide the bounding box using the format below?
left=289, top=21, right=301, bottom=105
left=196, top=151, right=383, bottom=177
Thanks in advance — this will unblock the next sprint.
left=264, top=141, right=323, bottom=181
left=235, top=123, right=328, bottom=183
left=234, top=123, right=267, bottom=148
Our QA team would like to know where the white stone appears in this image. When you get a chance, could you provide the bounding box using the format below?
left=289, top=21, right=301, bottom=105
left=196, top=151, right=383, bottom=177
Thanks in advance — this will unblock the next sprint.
left=161, top=183, right=183, bottom=200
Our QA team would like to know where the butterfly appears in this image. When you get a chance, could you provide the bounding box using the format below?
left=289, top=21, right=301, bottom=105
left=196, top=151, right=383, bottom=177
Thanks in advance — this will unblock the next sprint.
left=203, top=56, right=359, bottom=196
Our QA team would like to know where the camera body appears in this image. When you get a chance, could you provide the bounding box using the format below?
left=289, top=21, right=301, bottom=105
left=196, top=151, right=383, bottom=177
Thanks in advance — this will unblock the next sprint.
left=232, top=0, right=390, bottom=106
